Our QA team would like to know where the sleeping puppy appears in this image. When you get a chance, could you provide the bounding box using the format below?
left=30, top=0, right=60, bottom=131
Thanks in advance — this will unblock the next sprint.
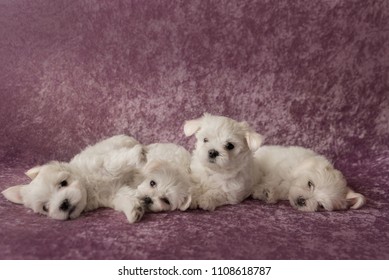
left=184, top=113, right=263, bottom=211
left=252, top=145, right=366, bottom=211
left=2, top=135, right=146, bottom=223
left=135, top=143, right=193, bottom=213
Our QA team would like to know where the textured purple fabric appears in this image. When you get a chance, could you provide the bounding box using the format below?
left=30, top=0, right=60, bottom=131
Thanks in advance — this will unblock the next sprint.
left=0, top=0, right=388, bottom=259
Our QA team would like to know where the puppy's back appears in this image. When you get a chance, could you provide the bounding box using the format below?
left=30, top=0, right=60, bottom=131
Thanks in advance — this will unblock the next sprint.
left=254, top=145, right=318, bottom=174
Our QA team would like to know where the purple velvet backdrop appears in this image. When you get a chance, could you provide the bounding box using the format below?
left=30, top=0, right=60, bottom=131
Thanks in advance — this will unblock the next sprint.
left=0, top=0, right=388, bottom=259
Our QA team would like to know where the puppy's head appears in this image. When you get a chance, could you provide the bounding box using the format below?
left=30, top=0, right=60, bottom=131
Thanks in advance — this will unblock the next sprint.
left=288, top=156, right=365, bottom=211
left=136, top=160, right=192, bottom=212
left=184, top=113, right=263, bottom=172
left=2, top=162, right=87, bottom=220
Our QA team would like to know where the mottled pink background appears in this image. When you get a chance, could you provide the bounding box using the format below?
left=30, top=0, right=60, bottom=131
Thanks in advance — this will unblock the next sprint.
left=0, top=0, right=388, bottom=259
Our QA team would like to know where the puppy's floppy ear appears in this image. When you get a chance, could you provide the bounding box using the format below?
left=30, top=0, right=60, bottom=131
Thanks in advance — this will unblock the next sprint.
left=346, top=189, right=366, bottom=209
left=245, top=131, right=264, bottom=152
left=240, top=121, right=264, bottom=152
left=25, top=166, right=42, bottom=179
left=2, top=185, right=25, bottom=204
left=184, top=117, right=203, bottom=136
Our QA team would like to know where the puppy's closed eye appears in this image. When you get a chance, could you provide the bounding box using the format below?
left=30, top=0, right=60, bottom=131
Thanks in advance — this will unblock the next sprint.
left=161, top=197, right=170, bottom=205
left=42, top=204, right=49, bottom=212
left=307, top=180, right=314, bottom=190
left=60, top=180, right=68, bottom=187
left=318, top=203, right=325, bottom=210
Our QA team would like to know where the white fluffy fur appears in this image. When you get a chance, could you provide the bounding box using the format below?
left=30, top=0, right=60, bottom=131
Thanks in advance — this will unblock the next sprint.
left=252, top=145, right=366, bottom=211
left=135, top=143, right=193, bottom=212
left=2, top=135, right=146, bottom=223
left=3, top=135, right=195, bottom=222
left=185, top=113, right=263, bottom=211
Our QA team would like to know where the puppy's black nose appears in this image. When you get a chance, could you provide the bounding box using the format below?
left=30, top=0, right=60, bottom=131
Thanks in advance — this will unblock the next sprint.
left=208, top=149, right=219, bottom=159
left=142, top=197, right=153, bottom=205
left=297, top=197, right=306, bottom=207
left=59, top=199, right=71, bottom=212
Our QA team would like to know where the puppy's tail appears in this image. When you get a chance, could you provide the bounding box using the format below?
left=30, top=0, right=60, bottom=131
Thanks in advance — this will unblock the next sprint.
left=346, top=189, right=366, bottom=209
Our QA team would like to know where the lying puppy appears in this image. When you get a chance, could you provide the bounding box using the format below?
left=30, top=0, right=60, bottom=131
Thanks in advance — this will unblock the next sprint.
left=136, top=143, right=193, bottom=212
left=252, top=145, right=366, bottom=211
left=184, top=113, right=263, bottom=211
left=2, top=135, right=146, bottom=223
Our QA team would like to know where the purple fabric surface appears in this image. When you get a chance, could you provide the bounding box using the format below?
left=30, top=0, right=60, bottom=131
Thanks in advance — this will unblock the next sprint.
left=0, top=0, right=388, bottom=259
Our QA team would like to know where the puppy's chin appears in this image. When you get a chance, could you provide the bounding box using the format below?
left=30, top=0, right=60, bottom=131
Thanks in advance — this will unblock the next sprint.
left=202, top=157, right=225, bottom=171
left=48, top=204, right=82, bottom=220
left=146, top=204, right=171, bottom=212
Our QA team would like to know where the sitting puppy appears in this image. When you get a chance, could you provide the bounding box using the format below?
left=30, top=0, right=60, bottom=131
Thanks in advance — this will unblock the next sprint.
left=135, top=143, right=193, bottom=213
left=252, top=145, right=366, bottom=211
left=184, top=113, right=263, bottom=211
left=2, top=135, right=146, bottom=223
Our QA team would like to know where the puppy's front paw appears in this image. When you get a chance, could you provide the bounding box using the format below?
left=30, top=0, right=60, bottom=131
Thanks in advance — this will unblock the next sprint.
left=197, top=196, right=216, bottom=211
left=189, top=199, right=199, bottom=209
left=264, top=189, right=279, bottom=204
left=252, top=187, right=278, bottom=204
left=128, top=144, right=147, bottom=168
left=125, top=204, right=145, bottom=223
left=252, top=188, right=267, bottom=201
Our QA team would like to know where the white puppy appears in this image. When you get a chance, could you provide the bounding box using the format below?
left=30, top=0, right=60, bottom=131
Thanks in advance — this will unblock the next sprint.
left=252, top=145, right=366, bottom=211
left=184, top=113, right=263, bottom=211
left=135, top=143, right=193, bottom=213
left=2, top=135, right=146, bottom=223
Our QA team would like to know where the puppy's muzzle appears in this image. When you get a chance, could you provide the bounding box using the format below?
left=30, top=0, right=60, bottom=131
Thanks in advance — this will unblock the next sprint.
left=296, top=196, right=306, bottom=207
left=59, top=199, right=71, bottom=212
left=208, top=149, right=219, bottom=159
left=142, top=196, right=153, bottom=206
left=59, top=199, right=76, bottom=219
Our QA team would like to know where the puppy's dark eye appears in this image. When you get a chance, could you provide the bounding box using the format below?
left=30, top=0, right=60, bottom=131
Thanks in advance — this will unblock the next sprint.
left=60, top=180, right=68, bottom=187
left=203, top=138, right=208, bottom=143
left=225, top=142, right=235, bottom=150
left=308, top=180, right=314, bottom=189
left=42, top=205, right=48, bottom=212
left=161, top=197, right=170, bottom=205
left=150, top=180, right=156, bottom=187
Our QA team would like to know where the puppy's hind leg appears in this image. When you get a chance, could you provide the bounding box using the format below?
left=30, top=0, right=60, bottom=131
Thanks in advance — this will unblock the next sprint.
left=104, top=144, right=146, bottom=176
left=113, top=187, right=145, bottom=223
left=101, top=135, right=139, bottom=150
